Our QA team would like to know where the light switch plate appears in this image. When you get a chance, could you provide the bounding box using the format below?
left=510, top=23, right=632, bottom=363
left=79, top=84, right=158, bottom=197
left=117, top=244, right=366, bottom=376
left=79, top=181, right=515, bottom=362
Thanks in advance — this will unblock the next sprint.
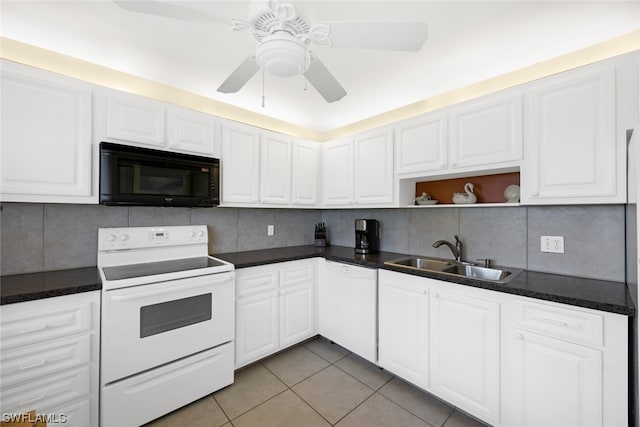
left=267, top=225, right=274, bottom=236
left=541, top=236, right=564, bottom=253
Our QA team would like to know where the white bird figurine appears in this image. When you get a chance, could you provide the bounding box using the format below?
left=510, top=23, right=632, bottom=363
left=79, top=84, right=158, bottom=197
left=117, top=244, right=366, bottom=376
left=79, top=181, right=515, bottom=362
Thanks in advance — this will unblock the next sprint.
left=452, top=182, right=477, bottom=204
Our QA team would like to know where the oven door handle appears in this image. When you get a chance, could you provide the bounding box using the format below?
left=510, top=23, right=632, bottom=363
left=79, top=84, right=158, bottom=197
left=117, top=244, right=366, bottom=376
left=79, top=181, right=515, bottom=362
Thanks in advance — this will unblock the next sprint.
left=109, top=274, right=231, bottom=302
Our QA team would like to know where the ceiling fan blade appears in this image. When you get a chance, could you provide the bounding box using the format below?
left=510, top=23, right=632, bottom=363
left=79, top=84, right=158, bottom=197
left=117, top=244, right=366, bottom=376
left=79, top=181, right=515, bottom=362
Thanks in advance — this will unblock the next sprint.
left=113, top=0, right=227, bottom=25
left=303, top=55, right=346, bottom=103
left=217, top=55, right=260, bottom=94
left=325, top=22, right=428, bottom=51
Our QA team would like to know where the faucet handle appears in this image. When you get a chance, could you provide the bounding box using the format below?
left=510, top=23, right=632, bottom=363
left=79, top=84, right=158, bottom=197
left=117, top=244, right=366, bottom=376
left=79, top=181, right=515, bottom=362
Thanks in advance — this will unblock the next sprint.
left=477, top=258, right=492, bottom=268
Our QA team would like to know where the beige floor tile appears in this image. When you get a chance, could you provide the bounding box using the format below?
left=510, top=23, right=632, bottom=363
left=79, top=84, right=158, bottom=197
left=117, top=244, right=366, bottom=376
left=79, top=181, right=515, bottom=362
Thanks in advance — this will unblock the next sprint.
left=335, top=393, right=431, bottom=427
left=378, top=377, right=453, bottom=427
left=292, top=365, right=374, bottom=424
left=144, top=395, right=228, bottom=427
left=213, top=363, right=287, bottom=419
left=335, top=353, right=394, bottom=390
left=304, top=336, right=351, bottom=363
left=232, top=390, right=331, bottom=427
left=443, top=410, right=490, bottom=427
left=262, top=345, right=331, bottom=386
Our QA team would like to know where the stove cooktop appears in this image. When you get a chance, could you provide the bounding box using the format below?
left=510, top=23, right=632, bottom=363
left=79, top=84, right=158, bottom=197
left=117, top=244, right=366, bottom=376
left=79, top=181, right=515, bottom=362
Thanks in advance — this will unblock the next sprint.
left=102, top=257, right=227, bottom=281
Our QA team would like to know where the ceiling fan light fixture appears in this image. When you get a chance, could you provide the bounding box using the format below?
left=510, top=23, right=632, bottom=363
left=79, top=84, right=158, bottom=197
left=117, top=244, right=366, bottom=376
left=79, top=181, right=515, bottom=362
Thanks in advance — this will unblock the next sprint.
left=255, top=31, right=308, bottom=78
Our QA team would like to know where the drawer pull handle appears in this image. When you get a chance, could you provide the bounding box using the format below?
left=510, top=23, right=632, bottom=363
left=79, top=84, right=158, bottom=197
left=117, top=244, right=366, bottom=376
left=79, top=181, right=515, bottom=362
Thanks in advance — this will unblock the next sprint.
left=534, top=316, right=568, bottom=326
left=19, top=360, right=46, bottom=370
left=19, top=324, right=47, bottom=334
left=20, top=394, right=44, bottom=406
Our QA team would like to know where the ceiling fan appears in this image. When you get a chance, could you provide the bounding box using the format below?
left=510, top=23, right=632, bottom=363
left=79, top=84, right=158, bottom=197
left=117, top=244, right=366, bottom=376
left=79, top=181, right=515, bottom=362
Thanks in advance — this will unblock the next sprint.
left=114, top=0, right=428, bottom=103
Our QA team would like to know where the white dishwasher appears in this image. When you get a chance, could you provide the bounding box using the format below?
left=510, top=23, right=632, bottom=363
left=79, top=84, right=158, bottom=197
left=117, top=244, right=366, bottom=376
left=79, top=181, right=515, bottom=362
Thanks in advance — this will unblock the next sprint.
left=319, top=261, right=378, bottom=363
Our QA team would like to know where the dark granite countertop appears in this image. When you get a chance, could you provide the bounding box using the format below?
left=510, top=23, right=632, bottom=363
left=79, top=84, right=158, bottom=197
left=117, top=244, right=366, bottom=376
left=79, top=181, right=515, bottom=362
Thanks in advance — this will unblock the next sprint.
left=1, top=267, right=102, bottom=305
left=214, top=245, right=635, bottom=316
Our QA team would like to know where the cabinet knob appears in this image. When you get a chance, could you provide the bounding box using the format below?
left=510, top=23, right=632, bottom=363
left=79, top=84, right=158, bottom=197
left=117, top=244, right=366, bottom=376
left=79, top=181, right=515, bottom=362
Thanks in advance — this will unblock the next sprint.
left=451, top=162, right=457, bottom=167
left=440, top=164, right=446, bottom=169
left=531, top=191, right=539, bottom=197
left=514, top=332, right=524, bottom=340
left=433, top=292, right=439, bottom=298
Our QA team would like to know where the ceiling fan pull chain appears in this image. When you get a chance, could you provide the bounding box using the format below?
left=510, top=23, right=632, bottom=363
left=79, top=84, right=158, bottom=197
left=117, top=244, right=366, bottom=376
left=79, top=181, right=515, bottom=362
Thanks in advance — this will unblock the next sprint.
left=261, top=69, right=266, bottom=108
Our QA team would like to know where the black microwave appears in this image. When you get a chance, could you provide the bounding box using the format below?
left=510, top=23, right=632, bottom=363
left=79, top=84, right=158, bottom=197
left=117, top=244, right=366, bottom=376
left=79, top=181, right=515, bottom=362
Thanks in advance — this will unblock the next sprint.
left=99, top=142, right=219, bottom=207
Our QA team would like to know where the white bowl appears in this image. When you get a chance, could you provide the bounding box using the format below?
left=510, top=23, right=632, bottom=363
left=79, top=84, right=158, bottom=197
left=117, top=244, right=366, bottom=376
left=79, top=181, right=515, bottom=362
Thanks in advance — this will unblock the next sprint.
left=416, top=199, right=438, bottom=205
left=504, top=184, right=520, bottom=203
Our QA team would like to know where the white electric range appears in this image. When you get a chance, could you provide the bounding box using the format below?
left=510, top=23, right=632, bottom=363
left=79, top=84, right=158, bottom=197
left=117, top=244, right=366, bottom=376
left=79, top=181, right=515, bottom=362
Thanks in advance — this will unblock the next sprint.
left=97, top=225, right=234, bottom=427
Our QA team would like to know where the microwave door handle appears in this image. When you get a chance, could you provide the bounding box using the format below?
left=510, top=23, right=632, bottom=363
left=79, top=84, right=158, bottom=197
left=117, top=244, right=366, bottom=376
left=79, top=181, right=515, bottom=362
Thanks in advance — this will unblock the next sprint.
left=109, top=274, right=231, bottom=302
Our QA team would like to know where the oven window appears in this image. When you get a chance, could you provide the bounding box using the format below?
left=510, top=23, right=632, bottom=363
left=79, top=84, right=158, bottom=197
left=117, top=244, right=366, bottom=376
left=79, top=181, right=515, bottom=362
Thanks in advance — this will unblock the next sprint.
left=140, top=293, right=212, bottom=338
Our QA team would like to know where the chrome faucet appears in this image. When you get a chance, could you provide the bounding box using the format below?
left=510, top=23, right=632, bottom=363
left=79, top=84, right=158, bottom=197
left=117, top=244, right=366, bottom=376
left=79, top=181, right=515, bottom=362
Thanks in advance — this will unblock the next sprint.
left=433, top=235, right=462, bottom=261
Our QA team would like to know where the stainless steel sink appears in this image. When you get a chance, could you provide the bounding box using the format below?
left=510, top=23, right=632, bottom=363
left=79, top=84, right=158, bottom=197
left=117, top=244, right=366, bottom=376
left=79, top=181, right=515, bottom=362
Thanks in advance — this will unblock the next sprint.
left=441, top=264, right=517, bottom=282
left=386, top=257, right=452, bottom=271
left=384, top=256, right=522, bottom=284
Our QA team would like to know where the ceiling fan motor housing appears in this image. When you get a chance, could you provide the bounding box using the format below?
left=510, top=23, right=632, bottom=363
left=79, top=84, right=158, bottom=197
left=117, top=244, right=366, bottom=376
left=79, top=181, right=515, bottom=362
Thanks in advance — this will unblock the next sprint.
left=255, top=31, right=308, bottom=77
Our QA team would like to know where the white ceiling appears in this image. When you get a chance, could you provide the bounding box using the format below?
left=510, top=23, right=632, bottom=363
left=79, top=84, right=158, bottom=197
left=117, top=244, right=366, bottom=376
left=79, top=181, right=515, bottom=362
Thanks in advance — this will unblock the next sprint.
left=2, top=0, right=639, bottom=132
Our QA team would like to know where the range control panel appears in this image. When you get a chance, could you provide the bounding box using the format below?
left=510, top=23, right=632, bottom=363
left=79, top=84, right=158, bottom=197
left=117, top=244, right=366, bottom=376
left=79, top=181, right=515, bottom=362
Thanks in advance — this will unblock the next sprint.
left=99, top=225, right=208, bottom=250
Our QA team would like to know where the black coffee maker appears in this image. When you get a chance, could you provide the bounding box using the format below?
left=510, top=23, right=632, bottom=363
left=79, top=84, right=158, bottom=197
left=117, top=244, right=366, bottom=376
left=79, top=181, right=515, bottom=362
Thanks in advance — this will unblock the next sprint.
left=355, top=219, right=380, bottom=254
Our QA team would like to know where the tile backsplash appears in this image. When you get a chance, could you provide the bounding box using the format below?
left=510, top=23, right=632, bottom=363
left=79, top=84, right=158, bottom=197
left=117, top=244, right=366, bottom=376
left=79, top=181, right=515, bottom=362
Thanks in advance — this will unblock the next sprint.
left=0, top=203, right=626, bottom=282
left=0, top=203, right=321, bottom=276
left=321, top=205, right=626, bottom=282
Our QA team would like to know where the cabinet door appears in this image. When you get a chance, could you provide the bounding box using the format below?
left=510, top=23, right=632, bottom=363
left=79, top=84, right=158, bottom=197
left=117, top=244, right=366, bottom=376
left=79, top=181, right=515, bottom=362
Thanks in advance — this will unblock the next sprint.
left=260, top=133, right=292, bottom=205
left=235, top=291, right=279, bottom=367
left=291, top=140, right=319, bottom=206
left=322, top=139, right=354, bottom=206
left=221, top=122, right=260, bottom=204
left=378, top=271, right=429, bottom=389
left=395, top=113, right=448, bottom=174
left=522, top=65, right=617, bottom=204
left=1, top=65, right=92, bottom=201
left=429, top=288, right=500, bottom=425
left=507, top=330, right=603, bottom=427
left=280, top=282, right=314, bottom=347
left=166, top=107, right=215, bottom=156
left=354, top=128, right=394, bottom=205
left=106, top=91, right=165, bottom=147
left=449, top=92, right=523, bottom=169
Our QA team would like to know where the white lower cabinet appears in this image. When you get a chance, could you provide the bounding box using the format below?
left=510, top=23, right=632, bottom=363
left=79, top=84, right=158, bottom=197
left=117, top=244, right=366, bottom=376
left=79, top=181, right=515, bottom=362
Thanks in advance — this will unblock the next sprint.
left=429, top=286, right=500, bottom=425
left=0, top=292, right=100, bottom=427
left=319, top=261, right=378, bottom=363
left=378, top=271, right=429, bottom=388
left=378, top=270, right=628, bottom=427
left=235, top=259, right=316, bottom=368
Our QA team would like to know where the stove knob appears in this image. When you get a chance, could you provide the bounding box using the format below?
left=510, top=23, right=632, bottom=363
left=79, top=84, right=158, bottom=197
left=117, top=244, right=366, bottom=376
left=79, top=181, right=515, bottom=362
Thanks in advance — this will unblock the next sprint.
left=189, top=231, right=196, bottom=237
left=108, top=234, right=117, bottom=242
left=119, top=234, right=129, bottom=241
left=198, top=231, right=205, bottom=237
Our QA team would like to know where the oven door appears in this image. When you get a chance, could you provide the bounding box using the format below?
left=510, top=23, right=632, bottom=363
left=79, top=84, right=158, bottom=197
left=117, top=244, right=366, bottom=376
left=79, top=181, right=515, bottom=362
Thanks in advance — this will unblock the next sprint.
left=101, top=271, right=234, bottom=384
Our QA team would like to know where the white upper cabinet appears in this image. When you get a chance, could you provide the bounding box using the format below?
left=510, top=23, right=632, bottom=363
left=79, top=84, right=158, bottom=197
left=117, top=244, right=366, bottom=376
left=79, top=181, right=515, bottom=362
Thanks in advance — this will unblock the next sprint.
left=100, top=90, right=217, bottom=157
left=221, top=121, right=261, bottom=204
left=106, top=91, right=165, bottom=147
left=291, top=140, right=319, bottom=206
left=521, top=62, right=621, bottom=204
left=449, top=92, right=523, bottom=170
left=354, top=127, right=394, bottom=205
left=166, top=106, right=215, bottom=156
left=322, top=138, right=354, bottom=206
left=395, top=113, right=448, bottom=175
left=260, top=132, right=292, bottom=205
left=0, top=61, right=94, bottom=203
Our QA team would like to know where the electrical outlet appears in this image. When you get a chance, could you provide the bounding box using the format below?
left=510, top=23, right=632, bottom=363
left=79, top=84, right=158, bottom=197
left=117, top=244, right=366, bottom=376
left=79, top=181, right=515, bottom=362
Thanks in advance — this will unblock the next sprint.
left=541, top=236, right=564, bottom=253
left=267, top=225, right=274, bottom=236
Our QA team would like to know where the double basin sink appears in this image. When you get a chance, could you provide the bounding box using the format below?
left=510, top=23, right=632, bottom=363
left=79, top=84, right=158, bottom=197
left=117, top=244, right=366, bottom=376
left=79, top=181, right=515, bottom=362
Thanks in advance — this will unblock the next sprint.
left=384, top=256, right=522, bottom=284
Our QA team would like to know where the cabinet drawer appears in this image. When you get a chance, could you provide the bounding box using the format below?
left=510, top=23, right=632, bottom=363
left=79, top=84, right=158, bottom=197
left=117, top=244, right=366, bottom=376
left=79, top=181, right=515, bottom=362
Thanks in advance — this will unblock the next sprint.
left=1, top=334, right=91, bottom=388
left=236, top=270, right=278, bottom=297
left=280, top=261, right=314, bottom=287
left=0, top=298, right=93, bottom=350
left=42, top=397, right=91, bottom=427
left=0, top=365, right=90, bottom=415
left=514, top=300, right=603, bottom=347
